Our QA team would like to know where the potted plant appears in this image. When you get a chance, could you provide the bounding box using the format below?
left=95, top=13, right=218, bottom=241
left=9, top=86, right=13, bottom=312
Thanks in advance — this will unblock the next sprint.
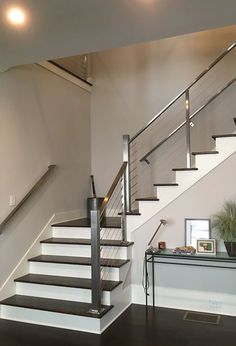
left=212, top=200, right=236, bottom=257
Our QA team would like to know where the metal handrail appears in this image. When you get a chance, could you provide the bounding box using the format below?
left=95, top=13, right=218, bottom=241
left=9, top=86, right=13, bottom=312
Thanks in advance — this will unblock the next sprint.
left=100, top=162, right=127, bottom=218
left=140, top=78, right=236, bottom=162
left=129, top=42, right=236, bottom=144
left=0, top=165, right=56, bottom=232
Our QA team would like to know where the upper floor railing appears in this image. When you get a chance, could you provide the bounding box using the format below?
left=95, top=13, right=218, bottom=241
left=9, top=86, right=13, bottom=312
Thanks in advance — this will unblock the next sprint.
left=122, top=42, right=236, bottom=212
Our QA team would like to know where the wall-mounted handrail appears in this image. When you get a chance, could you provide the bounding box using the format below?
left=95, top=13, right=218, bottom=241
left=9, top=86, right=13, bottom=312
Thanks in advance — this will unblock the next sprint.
left=129, top=42, right=236, bottom=144
left=0, top=165, right=56, bottom=232
left=140, top=78, right=236, bottom=163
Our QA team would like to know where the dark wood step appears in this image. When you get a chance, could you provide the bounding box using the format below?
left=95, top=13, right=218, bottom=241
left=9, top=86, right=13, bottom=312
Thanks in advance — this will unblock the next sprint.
left=15, top=274, right=122, bottom=291
left=28, top=255, right=129, bottom=268
left=191, top=151, right=219, bottom=156
left=118, top=209, right=141, bottom=216
left=52, top=217, right=121, bottom=229
left=136, top=197, right=159, bottom=202
left=153, top=183, right=179, bottom=186
left=172, top=168, right=198, bottom=171
left=212, top=134, right=236, bottom=140
left=0, top=295, right=112, bottom=318
left=41, top=238, right=134, bottom=247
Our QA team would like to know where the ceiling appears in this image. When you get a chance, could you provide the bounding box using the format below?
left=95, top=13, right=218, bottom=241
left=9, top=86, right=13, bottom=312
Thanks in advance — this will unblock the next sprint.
left=0, top=0, right=236, bottom=71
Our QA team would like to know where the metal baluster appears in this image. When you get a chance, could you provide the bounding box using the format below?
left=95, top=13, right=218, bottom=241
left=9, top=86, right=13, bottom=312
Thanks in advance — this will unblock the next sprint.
left=185, top=90, right=192, bottom=168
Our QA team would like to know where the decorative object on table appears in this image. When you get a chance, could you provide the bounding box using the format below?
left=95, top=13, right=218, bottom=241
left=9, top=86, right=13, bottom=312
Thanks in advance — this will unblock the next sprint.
left=185, top=218, right=211, bottom=248
left=196, top=239, right=216, bottom=255
left=212, top=200, right=236, bottom=257
left=158, top=241, right=166, bottom=250
left=172, top=246, right=195, bottom=254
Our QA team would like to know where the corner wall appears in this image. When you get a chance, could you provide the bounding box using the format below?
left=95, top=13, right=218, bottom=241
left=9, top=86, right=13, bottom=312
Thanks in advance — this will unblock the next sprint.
left=0, top=64, right=91, bottom=286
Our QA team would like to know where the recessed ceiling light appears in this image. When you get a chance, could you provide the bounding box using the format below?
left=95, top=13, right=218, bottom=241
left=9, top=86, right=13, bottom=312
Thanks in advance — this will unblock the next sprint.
left=7, top=7, right=25, bottom=25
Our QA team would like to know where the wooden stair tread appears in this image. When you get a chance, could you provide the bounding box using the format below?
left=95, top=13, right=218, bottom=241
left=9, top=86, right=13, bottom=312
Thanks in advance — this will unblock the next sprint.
left=29, top=255, right=129, bottom=268
left=136, top=197, right=159, bottom=201
left=212, top=134, right=236, bottom=140
left=172, top=168, right=198, bottom=171
left=118, top=209, right=141, bottom=216
left=0, top=295, right=112, bottom=318
left=41, top=237, right=134, bottom=247
left=154, top=183, right=178, bottom=186
left=52, top=217, right=121, bottom=229
left=192, top=151, right=219, bottom=155
left=15, top=274, right=122, bottom=291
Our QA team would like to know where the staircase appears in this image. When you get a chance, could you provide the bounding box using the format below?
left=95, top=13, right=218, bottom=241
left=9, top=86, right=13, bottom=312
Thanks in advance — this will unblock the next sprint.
left=127, top=130, right=236, bottom=235
left=1, top=43, right=236, bottom=334
left=0, top=217, right=133, bottom=334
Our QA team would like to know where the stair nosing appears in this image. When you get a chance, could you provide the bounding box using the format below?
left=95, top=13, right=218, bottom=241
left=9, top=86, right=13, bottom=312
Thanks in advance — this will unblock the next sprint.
left=136, top=197, right=159, bottom=201
left=153, top=183, right=179, bottom=186
left=212, top=134, right=236, bottom=140
left=191, top=151, right=219, bottom=156
left=28, top=255, right=130, bottom=268
left=0, top=295, right=113, bottom=319
left=172, top=168, right=198, bottom=171
left=14, top=274, right=122, bottom=291
left=40, top=238, right=134, bottom=247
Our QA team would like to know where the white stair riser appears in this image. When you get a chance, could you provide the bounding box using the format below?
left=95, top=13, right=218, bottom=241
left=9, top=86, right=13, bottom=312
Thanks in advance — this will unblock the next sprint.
left=30, top=262, right=121, bottom=281
left=52, top=227, right=123, bottom=240
left=138, top=201, right=160, bottom=216
left=0, top=305, right=101, bottom=334
left=41, top=244, right=129, bottom=260
left=174, top=170, right=200, bottom=185
left=52, top=227, right=91, bottom=239
left=194, top=154, right=222, bottom=172
left=215, top=137, right=236, bottom=153
left=155, top=186, right=180, bottom=202
left=15, top=282, right=112, bottom=305
left=100, top=228, right=122, bottom=240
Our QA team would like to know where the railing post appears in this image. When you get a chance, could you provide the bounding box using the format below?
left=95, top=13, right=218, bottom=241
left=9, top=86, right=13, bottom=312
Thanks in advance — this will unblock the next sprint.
left=185, top=90, right=192, bottom=168
left=121, top=170, right=127, bottom=242
left=89, top=209, right=103, bottom=315
left=123, top=135, right=131, bottom=212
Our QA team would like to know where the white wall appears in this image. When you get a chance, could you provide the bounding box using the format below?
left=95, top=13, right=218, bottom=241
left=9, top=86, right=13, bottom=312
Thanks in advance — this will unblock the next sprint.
left=91, top=25, right=236, bottom=198
left=131, top=151, right=236, bottom=315
left=0, top=64, right=91, bottom=286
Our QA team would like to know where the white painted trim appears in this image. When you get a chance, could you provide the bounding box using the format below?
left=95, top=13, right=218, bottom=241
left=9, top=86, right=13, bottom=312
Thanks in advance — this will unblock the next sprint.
left=37, top=61, right=92, bottom=93
left=100, top=302, right=132, bottom=334
left=0, top=215, right=55, bottom=301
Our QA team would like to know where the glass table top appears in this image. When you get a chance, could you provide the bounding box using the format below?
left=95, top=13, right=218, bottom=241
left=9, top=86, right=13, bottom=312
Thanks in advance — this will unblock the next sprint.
left=146, top=248, right=236, bottom=262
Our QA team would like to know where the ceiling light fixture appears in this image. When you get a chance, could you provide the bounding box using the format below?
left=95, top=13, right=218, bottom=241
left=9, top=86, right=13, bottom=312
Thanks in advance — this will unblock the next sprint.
left=7, top=7, right=25, bottom=25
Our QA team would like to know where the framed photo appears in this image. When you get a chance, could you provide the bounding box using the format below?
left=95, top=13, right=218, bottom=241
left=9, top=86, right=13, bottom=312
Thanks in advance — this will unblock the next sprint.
left=196, top=239, right=216, bottom=255
left=185, top=219, right=211, bottom=248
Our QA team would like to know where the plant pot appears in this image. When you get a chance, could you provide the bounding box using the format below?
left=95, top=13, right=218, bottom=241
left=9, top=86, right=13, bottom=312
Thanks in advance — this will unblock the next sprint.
left=224, top=241, right=236, bottom=257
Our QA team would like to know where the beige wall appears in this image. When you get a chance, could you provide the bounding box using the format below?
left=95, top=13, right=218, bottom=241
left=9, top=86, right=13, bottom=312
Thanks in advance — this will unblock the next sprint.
left=91, top=25, right=236, bottom=198
left=0, top=64, right=91, bottom=285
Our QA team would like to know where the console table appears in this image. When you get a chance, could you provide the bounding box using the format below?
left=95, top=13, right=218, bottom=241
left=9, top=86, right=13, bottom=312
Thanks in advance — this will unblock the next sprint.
left=145, top=249, right=236, bottom=307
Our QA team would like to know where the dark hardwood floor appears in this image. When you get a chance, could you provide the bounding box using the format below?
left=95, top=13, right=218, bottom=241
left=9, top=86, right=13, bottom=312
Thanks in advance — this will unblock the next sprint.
left=1, top=304, right=236, bottom=346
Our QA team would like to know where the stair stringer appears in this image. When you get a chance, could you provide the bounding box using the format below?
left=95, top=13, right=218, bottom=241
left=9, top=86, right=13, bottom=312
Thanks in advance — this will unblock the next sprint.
left=127, top=136, right=236, bottom=239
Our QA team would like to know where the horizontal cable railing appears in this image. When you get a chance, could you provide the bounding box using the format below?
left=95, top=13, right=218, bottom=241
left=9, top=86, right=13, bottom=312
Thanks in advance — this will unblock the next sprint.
left=0, top=165, right=56, bottom=232
left=89, top=162, right=128, bottom=314
left=140, top=78, right=236, bottom=163
left=121, top=42, right=236, bottom=211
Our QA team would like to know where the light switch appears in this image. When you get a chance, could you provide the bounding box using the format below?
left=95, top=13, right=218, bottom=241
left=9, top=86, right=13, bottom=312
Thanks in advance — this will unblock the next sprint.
left=9, top=195, right=16, bottom=206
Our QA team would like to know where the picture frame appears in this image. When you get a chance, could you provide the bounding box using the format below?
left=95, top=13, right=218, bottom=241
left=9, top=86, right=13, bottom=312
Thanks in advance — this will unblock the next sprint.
left=196, top=239, right=216, bottom=255
left=185, top=218, right=211, bottom=248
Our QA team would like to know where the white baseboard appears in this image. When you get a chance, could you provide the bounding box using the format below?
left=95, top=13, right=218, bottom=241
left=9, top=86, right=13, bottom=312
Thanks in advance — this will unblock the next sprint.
left=132, top=284, right=236, bottom=316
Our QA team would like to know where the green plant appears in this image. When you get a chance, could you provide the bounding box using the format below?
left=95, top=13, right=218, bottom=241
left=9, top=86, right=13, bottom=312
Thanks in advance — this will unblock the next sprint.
left=212, top=200, right=236, bottom=242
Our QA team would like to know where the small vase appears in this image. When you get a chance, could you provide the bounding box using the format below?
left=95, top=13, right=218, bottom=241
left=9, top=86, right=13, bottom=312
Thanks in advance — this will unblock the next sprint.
left=224, top=241, right=236, bottom=257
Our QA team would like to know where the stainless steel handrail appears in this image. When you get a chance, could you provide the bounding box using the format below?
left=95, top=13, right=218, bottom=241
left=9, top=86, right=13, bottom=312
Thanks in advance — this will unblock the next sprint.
left=0, top=165, right=56, bottom=232
left=129, top=42, right=236, bottom=144
left=100, top=162, right=127, bottom=218
left=140, top=78, right=236, bottom=162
